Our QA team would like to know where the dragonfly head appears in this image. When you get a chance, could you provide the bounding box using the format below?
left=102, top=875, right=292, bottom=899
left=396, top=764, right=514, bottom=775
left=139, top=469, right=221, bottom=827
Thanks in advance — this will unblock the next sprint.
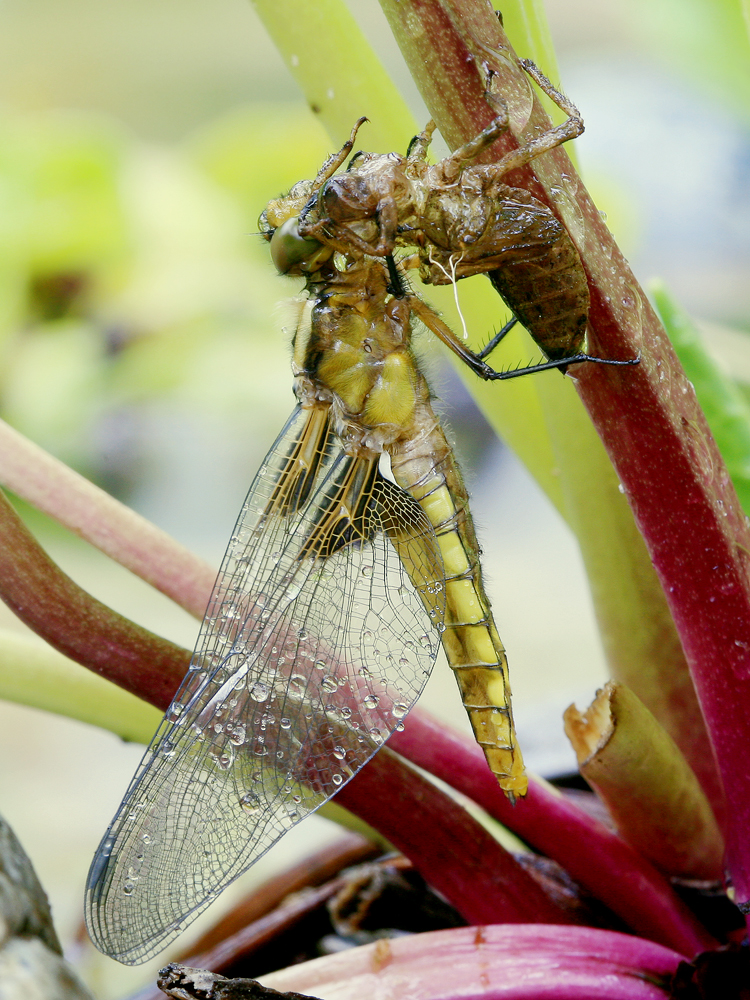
left=266, top=216, right=333, bottom=276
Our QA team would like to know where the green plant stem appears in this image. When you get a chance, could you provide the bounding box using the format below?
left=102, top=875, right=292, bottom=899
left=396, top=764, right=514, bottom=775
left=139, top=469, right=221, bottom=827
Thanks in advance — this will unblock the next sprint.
left=0, top=628, right=161, bottom=742
left=536, top=380, right=724, bottom=820
left=249, top=0, right=414, bottom=150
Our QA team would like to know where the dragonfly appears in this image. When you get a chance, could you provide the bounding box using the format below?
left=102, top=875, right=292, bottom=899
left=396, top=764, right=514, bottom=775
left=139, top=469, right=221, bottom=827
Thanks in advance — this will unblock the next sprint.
left=85, top=89, right=634, bottom=966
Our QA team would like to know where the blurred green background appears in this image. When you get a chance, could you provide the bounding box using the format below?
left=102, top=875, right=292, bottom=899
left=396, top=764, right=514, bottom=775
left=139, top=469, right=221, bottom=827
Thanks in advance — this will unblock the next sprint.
left=0, top=0, right=748, bottom=995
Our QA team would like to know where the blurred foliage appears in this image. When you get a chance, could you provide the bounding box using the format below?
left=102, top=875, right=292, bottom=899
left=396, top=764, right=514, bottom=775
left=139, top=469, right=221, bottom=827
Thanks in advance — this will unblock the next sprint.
left=629, top=0, right=750, bottom=117
left=0, top=107, right=332, bottom=487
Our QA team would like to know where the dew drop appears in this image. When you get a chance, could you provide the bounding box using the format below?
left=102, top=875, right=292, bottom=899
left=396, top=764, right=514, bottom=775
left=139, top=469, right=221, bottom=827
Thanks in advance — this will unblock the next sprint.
left=167, top=702, right=185, bottom=722
left=332, top=746, right=347, bottom=760
left=240, top=791, right=262, bottom=814
left=123, top=881, right=135, bottom=896
left=250, top=681, right=269, bottom=702
left=331, top=773, right=343, bottom=786
left=288, top=674, right=307, bottom=697
left=363, top=694, right=380, bottom=710
left=228, top=723, right=246, bottom=746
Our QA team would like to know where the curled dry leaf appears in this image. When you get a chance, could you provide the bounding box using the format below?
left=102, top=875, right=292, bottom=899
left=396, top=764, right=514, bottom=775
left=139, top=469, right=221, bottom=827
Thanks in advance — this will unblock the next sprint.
left=564, top=682, right=725, bottom=881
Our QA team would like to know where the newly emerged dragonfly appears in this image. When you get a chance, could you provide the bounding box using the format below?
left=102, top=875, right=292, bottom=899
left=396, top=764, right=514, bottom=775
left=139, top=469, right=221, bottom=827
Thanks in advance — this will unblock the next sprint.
left=84, top=247, right=530, bottom=963
left=85, top=95, right=634, bottom=966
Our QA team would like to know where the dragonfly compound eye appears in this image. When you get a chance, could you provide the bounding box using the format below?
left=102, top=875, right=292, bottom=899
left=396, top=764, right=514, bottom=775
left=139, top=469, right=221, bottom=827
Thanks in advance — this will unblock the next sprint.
left=269, top=216, right=330, bottom=275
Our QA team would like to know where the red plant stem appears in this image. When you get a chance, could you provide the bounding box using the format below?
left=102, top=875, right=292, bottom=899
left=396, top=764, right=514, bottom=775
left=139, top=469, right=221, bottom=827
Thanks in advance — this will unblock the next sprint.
left=261, top=924, right=685, bottom=1000
left=379, top=0, right=725, bottom=830
left=390, top=710, right=715, bottom=957
left=0, top=488, right=188, bottom=708
left=335, top=745, right=574, bottom=928
left=378, top=0, right=750, bottom=919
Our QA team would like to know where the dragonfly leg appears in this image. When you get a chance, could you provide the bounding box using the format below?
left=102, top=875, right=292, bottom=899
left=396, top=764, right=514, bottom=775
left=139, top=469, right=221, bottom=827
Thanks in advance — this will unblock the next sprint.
left=406, top=120, right=438, bottom=162
left=430, top=103, right=512, bottom=186
left=480, top=353, right=641, bottom=381
left=476, top=316, right=519, bottom=360
left=385, top=255, right=408, bottom=297
left=482, top=59, right=584, bottom=185
left=311, top=117, right=369, bottom=193
left=409, top=293, right=639, bottom=380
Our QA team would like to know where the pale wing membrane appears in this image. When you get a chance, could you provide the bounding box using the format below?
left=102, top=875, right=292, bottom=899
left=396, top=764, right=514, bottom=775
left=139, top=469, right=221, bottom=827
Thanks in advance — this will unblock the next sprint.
left=85, top=405, right=446, bottom=965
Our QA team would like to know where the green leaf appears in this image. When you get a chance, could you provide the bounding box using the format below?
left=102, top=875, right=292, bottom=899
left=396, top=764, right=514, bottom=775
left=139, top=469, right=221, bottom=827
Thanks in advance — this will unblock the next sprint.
left=653, top=281, right=750, bottom=516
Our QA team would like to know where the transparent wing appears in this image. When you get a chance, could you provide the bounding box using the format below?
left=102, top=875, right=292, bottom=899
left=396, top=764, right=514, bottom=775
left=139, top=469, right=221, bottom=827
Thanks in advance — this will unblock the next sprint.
left=85, top=404, right=446, bottom=965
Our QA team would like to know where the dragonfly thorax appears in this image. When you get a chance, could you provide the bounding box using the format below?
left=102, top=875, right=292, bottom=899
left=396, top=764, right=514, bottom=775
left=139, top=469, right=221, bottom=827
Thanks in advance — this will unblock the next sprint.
left=292, top=262, right=428, bottom=460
